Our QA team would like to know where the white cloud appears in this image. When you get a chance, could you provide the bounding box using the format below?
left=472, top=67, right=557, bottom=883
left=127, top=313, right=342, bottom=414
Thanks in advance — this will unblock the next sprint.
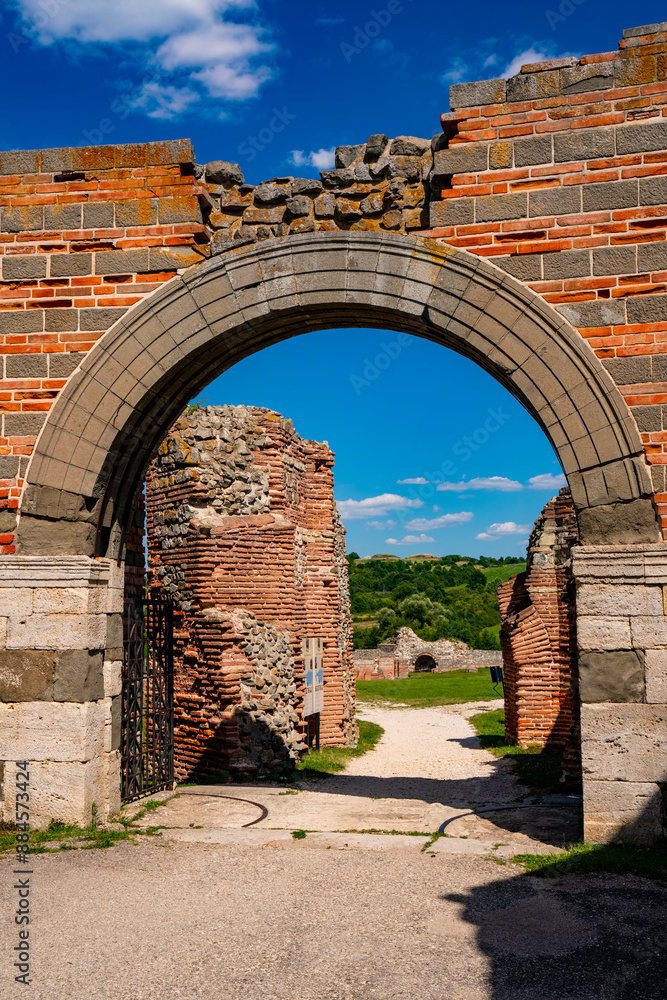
left=405, top=512, right=473, bottom=530
left=14, top=0, right=273, bottom=115
left=483, top=53, right=498, bottom=68
left=397, top=477, right=429, bottom=485
left=366, top=520, right=396, bottom=529
left=437, top=476, right=523, bottom=492
left=516, top=539, right=529, bottom=547
left=386, top=534, right=435, bottom=546
left=441, top=56, right=469, bottom=84
left=337, top=494, right=424, bottom=520
left=476, top=521, right=531, bottom=541
left=289, top=148, right=335, bottom=170
left=527, top=473, right=567, bottom=491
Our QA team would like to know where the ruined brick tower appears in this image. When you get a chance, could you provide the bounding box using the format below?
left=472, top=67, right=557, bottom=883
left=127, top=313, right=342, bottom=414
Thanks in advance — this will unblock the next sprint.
left=145, top=405, right=356, bottom=778
left=498, top=489, right=580, bottom=780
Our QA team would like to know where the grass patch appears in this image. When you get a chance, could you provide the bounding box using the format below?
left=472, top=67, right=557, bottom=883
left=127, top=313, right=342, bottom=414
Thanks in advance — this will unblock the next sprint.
left=0, top=815, right=163, bottom=857
left=481, top=562, right=526, bottom=586
left=356, top=669, right=500, bottom=708
left=296, top=719, right=384, bottom=779
left=291, top=829, right=307, bottom=839
left=470, top=709, right=564, bottom=794
left=513, top=841, right=667, bottom=882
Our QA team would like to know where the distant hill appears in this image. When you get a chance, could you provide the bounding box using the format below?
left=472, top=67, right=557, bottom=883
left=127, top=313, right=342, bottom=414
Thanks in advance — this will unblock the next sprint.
left=346, top=552, right=526, bottom=651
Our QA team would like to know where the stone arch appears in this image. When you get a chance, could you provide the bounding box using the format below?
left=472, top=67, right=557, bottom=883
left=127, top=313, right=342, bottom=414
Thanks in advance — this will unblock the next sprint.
left=17, top=230, right=659, bottom=556
left=413, top=654, right=438, bottom=673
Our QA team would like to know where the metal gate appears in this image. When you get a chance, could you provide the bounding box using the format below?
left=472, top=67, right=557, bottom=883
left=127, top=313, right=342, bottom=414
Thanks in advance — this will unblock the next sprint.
left=121, top=595, right=174, bottom=802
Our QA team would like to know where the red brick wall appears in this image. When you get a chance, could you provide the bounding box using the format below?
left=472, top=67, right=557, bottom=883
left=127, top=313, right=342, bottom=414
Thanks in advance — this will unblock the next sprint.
left=498, top=490, right=579, bottom=776
left=144, top=405, right=356, bottom=779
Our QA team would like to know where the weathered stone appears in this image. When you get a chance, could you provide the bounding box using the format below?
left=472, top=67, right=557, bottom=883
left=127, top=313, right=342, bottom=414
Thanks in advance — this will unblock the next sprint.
left=542, top=250, right=590, bottom=279
left=557, top=298, right=626, bottom=329
left=6, top=353, right=48, bottom=378
left=103, top=660, right=122, bottom=698
left=320, top=169, right=354, bottom=188
left=644, top=648, right=667, bottom=702
left=449, top=78, right=506, bottom=108
left=291, top=178, right=323, bottom=195
left=616, top=121, right=667, bottom=156
left=1, top=756, right=120, bottom=829
left=494, top=254, right=542, bottom=281
left=205, top=161, right=244, bottom=185
left=54, top=650, right=105, bottom=702
left=0, top=650, right=55, bottom=702
left=7, top=613, right=107, bottom=652
left=593, top=245, right=637, bottom=276
left=254, top=182, right=289, bottom=205
left=433, top=144, right=489, bottom=178
left=390, top=136, right=431, bottom=157
left=583, top=778, right=663, bottom=845
left=365, top=134, right=388, bottom=159
left=561, top=62, right=615, bottom=94
left=577, top=616, right=632, bottom=650
left=0, top=699, right=107, bottom=762
left=314, top=193, right=335, bottom=218
left=578, top=651, right=645, bottom=703
left=2, top=255, right=47, bottom=280
left=582, top=180, right=638, bottom=212
left=581, top=703, right=667, bottom=783
left=554, top=128, right=615, bottom=163
left=335, top=144, right=364, bottom=168
left=627, top=293, right=667, bottom=325
left=285, top=196, right=312, bottom=218
left=507, top=70, right=560, bottom=103
left=489, top=141, right=513, bottom=169
left=429, top=199, right=474, bottom=227
left=475, top=193, right=527, bottom=222
left=514, top=136, right=553, bottom=166
left=577, top=584, right=663, bottom=617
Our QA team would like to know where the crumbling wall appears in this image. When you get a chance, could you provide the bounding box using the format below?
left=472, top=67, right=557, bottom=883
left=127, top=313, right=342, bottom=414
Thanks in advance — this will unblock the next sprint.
left=499, top=489, right=580, bottom=778
left=145, top=405, right=356, bottom=778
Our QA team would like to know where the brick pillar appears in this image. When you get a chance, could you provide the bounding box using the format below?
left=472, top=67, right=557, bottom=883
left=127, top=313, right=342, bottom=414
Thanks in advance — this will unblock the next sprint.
left=499, top=489, right=580, bottom=781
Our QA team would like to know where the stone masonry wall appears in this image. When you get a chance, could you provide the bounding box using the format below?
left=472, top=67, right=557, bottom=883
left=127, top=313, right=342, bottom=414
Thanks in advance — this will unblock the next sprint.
left=353, top=627, right=502, bottom=679
left=145, top=405, right=356, bottom=778
left=498, top=490, right=580, bottom=780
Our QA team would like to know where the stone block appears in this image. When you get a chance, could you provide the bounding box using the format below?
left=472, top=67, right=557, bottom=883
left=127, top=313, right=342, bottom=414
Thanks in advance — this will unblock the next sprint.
left=94, top=249, right=150, bottom=275
left=506, top=70, right=560, bottom=103
left=614, top=55, right=658, bottom=88
left=0, top=310, right=43, bottom=335
left=0, top=149, right=41, bottom=174
left=542, top=250, right=590, bottom=279
left=45, top=308, right=78, bottom=332
left=493, top=254, right=542, bottom=281
left=32, top=587, right=93, bottom=614
left=489, top=141, right=513, bottom=169
left=365, top=134, right=388, bottom=159
left=79, top=307, right=127, bottom=331
left=602, top=355, right=650, bottom=384
left=1, top=755, right=121, bottom=828
left=335, top=144, right=364, bottom=168
left=159, top=196, right=201, bottom=225
left=0, top=650, right=55, bottom=702
left=115, top=199, right=158, bottom=227
left=593, top=245, right=637, bottom=276
left=627, top=293, right=667, bottom=325
left=638, top=241, right=667, bottom=272
left=475, top=192, right=526, bottom=222
left=644, top=649, right=667, bottom=703
left=0, top=589, right=33, bottom=617
left=0, top=457, right=19, bottom=478
left=6, top=354, right=48, bottom=378
left=581, top=703, right=667, bottom=783
left=561, top=61, right=615, bottom=94
left=528, top=185, right=581, bottom=218
left=583, top=778, right=663, bottom=845
left=6, top=614, right=107, bottom=651
left=1, top=255, right=47, bottom=280
left=1, top=206, right=44, bottom=233
left=50, top=252, right=93, bottom=277
left=616, top=121, right=667, bottom=155
left=54, top=650, right=105, bottom=702
left=578, top=583, right=663, bottom=617
left=103, top=659, right=122, bottom=698
left=49, top=352, right=84, bottom=378
left=449, top=78, right=506, bottom=108
left=44, top=204, right=82, bottom=230
left=83, top=202, right=115, bottom=230
left=429, top=198, right=474, bottom=227
left=557, top=298, right=625, bottom=329
left=390, top=136, right=430, bottom=157
left=631, top=615, right=667, bottom=648
left=205, top=161, right=244, bottom=185
left=554, top=129, right=615, bottom=163
left=582, top=180, right=638, bottom=213
left=577, top=616, right=632, bottom=650
left=639, top=175, right=667, bottom=206
left=623, top=22, right=667, bottom=37
left=0, top=699, right=107, bottom=762
left=633, top=405, right=661, bottom=431
left=106, top=613, right=123, bottom=650
left=513, top=135, right=553, bottom=166
left=433, top=145, right=489, bottom=178
left=578, top=650, right=645, bottom=703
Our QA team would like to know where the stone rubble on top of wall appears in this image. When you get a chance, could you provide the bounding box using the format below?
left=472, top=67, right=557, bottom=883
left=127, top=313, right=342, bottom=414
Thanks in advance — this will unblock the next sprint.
left=197, top=135, right=434, bottom=249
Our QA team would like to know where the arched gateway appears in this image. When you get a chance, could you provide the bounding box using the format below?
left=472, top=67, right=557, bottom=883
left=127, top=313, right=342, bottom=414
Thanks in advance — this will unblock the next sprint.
left=3, top=229, right=665, bottom=844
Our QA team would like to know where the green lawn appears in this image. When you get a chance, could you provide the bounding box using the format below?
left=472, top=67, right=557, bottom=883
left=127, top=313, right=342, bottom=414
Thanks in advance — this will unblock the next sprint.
left=481, top=562, right=526, bottom=585
left=356, top=668, right=501, bottom=708
left=513, top=841, right=667, bottom=882
left=470, top=708, right=565, bottom=793
left=295, top=719, right=384, bottom=778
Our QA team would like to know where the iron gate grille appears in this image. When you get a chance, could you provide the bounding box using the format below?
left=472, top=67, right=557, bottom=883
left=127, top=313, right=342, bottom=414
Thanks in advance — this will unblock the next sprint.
left=121, top=595, right=174, bottom=802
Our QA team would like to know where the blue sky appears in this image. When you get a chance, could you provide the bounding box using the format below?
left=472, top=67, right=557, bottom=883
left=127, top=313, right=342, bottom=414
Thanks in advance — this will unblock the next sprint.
left=2, top=1, right=663, bottom=556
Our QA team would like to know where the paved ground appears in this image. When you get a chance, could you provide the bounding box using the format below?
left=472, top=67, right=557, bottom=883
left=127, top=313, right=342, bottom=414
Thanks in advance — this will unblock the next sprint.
left=2, top=702, right=665, bottom=999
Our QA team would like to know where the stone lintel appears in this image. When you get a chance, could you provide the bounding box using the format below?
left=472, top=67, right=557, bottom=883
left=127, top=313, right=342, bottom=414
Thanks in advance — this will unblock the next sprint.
left=0, top=555, right=110, bottom=589
left=573, top=543, right=667, bottom=584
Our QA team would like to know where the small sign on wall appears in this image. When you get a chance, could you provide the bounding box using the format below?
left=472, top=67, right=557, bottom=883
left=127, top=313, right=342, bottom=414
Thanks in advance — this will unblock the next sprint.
left=302, top=637, right=324, bottom=717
